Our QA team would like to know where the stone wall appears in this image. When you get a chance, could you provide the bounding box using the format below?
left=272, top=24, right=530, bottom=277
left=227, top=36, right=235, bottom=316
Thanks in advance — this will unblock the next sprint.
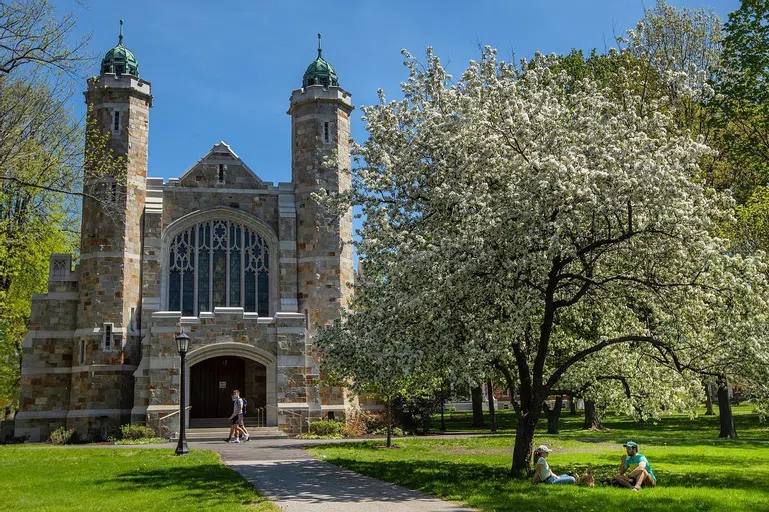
left=15, top=256, right=79, bottom=441
left=142, top=309, right=310, bottom=434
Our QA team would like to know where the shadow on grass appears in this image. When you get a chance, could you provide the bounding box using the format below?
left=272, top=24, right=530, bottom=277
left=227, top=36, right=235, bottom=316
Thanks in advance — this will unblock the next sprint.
left=96, top=464, right=262, bottom=508
left=312, top=455, right=761, bottom=512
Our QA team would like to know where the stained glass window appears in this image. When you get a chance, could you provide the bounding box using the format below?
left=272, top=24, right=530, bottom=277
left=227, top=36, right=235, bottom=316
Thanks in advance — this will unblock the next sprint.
left=167, top=219, right=271, bottom=316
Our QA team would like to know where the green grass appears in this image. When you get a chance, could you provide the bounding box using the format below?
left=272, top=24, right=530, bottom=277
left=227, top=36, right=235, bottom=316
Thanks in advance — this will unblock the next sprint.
left=112, top=437, right=168, bottom=445
left=438, top=404, right=769, bottom=440
left=308, top=406, right=769, bottom=512
left=0, top=446, right=278, bottom=511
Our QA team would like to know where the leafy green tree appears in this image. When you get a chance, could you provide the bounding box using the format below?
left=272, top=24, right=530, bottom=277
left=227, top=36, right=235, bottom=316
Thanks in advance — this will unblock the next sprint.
left=0, top=1, right=124, bottom=416
left=715, top=0, right=769, bottom=200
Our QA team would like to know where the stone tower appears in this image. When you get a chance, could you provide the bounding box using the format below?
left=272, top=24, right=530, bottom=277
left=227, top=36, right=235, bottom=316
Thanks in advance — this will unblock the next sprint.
left=288, top=35, right=354, bottom=413
left=74, top=20, right=152, bottom=434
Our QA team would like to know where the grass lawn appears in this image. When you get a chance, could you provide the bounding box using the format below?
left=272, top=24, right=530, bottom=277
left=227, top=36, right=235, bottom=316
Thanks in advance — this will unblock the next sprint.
left=0, top=446, right=278, bottom=511
left=308, top=406, right=769, bottom=512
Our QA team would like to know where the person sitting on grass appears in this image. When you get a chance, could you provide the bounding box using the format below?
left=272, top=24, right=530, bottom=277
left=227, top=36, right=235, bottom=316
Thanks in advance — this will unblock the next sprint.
left=616, top=441, right=656, bottom=491
left=531, top=445, right=577, bottom=485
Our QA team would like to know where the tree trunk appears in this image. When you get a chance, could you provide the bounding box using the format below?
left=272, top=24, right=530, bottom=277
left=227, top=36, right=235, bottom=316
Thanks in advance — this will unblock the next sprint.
left=717, top=376, right=736, bottom=439
left=386, top=397, right=393, bottom=447
left=471, top=385, right=485, bottom=427
left=583, top=399, right=603, bottom=430
left=510, top=414, right=538, bottom=478
left=543, top=395, right=563, bottom=434
left=486, top=379, right=497, bottom=433
left=569, top=395, right=576, bottom=415
left=704, top=382, right=714, bottom=416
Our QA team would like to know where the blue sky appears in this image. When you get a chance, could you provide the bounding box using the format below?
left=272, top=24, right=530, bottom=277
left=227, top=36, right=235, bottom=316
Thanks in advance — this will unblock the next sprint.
left=59, top=0, right=738, bottom=183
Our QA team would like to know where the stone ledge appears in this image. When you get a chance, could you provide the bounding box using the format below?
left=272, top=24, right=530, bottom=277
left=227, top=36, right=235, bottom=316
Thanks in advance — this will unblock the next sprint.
left=278, top=403, right=310, bottom=410
left=15, top=408, right=131, bottom=420
left=31, top=292, right=79, bottom=301
left=321, top=405, right=347, bottom=411
left=275, top=312, right=304, bottom=320
left=21, top=364, right=137, bottom=376
left=214, top=307, right=245, bottom=315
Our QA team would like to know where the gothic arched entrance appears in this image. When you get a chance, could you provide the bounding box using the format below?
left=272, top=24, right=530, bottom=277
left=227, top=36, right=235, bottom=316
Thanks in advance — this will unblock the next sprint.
left=190, top=356, right=245, bottom=419
left=184, top=342, right=277, bottom=427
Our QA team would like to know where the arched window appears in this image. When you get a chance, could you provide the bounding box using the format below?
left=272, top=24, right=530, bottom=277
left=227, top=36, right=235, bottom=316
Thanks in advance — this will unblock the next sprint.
left=167, top=219, right=270, bottom=316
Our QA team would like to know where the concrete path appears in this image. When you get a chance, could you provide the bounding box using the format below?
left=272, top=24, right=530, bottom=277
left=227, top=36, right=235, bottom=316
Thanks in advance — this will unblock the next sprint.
left=195, top=437, right=477, bottom=512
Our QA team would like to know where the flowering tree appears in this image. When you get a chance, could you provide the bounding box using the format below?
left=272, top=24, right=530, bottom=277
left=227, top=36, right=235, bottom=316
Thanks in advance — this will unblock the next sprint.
left=551, top=345, right=703, bottom=432
left=319, top=46, right=767, bottom=477
left=315, top=294, right=441, bottom=447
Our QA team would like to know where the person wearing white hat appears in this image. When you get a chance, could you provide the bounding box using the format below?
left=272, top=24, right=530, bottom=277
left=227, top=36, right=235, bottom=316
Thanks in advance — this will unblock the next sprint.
left=531, top=445, right=577, bottom=485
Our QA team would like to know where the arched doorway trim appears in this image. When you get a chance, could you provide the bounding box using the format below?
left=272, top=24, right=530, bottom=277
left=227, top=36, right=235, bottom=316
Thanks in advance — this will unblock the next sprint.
left=184, top=343, right=277, bottom=427
left=186, top=342, right=275, bottom=367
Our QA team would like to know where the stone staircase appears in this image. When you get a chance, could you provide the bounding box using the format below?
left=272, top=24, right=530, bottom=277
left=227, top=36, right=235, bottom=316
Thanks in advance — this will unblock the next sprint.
left=189, top=418, right=264, bottom=429
left=172, top=426, right=287, bottom=441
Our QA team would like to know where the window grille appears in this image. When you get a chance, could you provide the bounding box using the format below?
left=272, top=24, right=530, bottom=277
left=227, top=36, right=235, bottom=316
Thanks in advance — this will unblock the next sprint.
left=103, top=323, right=113, bottom=350
left=167, top=220, right=270, bottom=316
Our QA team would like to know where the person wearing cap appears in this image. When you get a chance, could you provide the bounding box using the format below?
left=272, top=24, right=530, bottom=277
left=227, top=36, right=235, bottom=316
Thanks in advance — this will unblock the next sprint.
left=617, top=441, right=656, bottom=490
left=531, top=445, right=577, bottom=485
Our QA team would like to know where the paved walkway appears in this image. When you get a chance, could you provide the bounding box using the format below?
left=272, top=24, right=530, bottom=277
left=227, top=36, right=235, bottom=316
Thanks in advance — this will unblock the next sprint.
left=194, top=437, right=477, bottom=511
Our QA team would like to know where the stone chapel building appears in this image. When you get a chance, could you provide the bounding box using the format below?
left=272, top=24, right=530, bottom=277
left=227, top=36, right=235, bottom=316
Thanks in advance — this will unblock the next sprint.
left=15, top=28, right=355, bottom=441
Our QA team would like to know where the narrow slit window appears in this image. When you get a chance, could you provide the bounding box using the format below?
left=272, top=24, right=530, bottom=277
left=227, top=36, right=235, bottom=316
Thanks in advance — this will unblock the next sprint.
left=217, top=164, right=225, bottom=184
left=323, top=122, right=330, bottom=143
left=103, top=323, right=113, bottom=351
left=113, top=110, right=120, bottom=133
left=78, top=340, right=86, bottom=365
left=110, top=181, right=118, bottom=202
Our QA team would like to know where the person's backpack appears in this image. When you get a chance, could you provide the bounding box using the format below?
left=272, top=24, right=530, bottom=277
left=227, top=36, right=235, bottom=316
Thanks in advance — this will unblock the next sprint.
left=241, top=397, right=248, bottom=415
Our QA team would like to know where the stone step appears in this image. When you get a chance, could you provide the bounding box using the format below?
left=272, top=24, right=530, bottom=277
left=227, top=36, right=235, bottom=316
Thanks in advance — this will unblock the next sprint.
left=173, top=427, right=287, bottom=441
left=189, top=421, right=265, bottom=429
left=189, top=417, right=267, bottom=428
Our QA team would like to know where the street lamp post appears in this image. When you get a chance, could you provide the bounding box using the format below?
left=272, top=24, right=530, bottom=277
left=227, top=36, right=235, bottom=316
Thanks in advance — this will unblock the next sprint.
left=175, top=330, right=190, bottom=456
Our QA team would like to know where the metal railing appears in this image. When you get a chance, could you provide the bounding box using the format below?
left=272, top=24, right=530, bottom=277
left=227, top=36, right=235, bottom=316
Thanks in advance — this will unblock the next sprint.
left=265, top=404, right=310, bottom=434
left=158, top=406, right=192, bottom=423
left=253, top=407, right=267, bottom=427
left=157, top=406, right=191, bottom=440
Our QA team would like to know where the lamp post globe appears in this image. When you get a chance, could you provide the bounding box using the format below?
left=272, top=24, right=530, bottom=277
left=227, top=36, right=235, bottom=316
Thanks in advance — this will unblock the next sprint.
left=175, top=330, right=190, bottom=456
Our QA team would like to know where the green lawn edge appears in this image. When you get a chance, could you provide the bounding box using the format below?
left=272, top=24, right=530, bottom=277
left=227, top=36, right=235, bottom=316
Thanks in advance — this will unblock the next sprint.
left=0, top=446, right=279, bottom=511
left=308, top=407, right=769, bottom=512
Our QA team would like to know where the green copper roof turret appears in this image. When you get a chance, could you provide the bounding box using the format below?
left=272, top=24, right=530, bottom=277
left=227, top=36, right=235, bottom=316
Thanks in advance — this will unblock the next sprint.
left=302, top=33, right=338, bottom=88
left=101, top=20, right=139, bottom=77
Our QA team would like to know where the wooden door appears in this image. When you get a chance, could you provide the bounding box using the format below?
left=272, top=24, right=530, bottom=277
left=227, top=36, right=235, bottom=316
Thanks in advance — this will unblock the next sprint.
left=190, top=356, right=245, bottom=418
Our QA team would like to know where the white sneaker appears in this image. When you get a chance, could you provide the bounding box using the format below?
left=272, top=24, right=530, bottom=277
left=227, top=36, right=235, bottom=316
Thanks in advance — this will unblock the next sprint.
left=230, top=438, right=240, bottom=443
left=243, top=434, right=249, bottom=441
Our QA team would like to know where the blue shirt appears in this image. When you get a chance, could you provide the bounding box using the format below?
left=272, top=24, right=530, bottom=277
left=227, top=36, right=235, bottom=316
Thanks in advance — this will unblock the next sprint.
left=625, top=453, right=656, bottom=481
